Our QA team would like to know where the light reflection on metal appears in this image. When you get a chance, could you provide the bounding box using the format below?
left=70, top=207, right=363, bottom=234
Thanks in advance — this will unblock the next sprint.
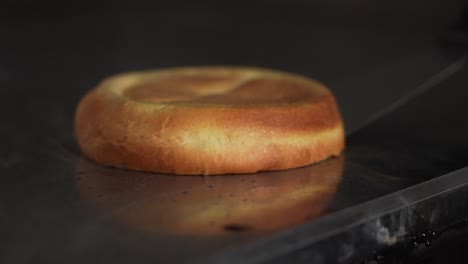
left=76, top=155, right=344, bottom=236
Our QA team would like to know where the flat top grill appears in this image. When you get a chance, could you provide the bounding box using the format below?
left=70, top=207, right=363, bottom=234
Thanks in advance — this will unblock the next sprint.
left=2, top=3, right=468, bottom=263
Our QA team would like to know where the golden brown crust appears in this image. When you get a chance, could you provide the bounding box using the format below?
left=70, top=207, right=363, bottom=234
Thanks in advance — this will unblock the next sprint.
left=75, top=67, right=345, bottom=175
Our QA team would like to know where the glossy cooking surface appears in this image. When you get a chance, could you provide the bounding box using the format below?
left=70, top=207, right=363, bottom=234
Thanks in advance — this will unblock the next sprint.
left=2, top=1, right=468, bottom=263
left=4, top=62, right=468, bottom=264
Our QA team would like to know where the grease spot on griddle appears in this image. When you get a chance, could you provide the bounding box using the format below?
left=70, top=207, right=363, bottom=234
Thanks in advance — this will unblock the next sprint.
left=223, top=224, right=252, bottom=232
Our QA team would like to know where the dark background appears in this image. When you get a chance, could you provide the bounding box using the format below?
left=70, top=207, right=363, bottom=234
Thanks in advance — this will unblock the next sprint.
left=2, top=0, right=466, bottom=131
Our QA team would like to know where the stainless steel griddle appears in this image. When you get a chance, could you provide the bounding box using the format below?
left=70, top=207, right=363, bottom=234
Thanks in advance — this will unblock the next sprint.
left=2, top=2, right=468, bottom=263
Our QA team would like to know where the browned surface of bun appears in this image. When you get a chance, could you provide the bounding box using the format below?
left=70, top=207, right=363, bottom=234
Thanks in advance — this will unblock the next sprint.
left=75, top=67, right=345, bottom=175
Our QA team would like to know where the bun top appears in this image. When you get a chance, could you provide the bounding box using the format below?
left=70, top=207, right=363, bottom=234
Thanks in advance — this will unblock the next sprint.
left=100, top=67, right=331, bottom=107
left=75, top=66, right=344, bottom=175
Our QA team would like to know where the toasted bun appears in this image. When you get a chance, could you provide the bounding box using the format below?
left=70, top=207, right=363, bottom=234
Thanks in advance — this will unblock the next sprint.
left=75, top=67, right=345, bottom=175
left=76, top=155, right=344, bottom=236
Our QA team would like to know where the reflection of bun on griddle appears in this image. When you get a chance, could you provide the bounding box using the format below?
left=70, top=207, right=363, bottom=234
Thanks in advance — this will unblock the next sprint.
left=76, top=155, right=344, bottom=236
left=75, top=67, right=345, bottom=175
